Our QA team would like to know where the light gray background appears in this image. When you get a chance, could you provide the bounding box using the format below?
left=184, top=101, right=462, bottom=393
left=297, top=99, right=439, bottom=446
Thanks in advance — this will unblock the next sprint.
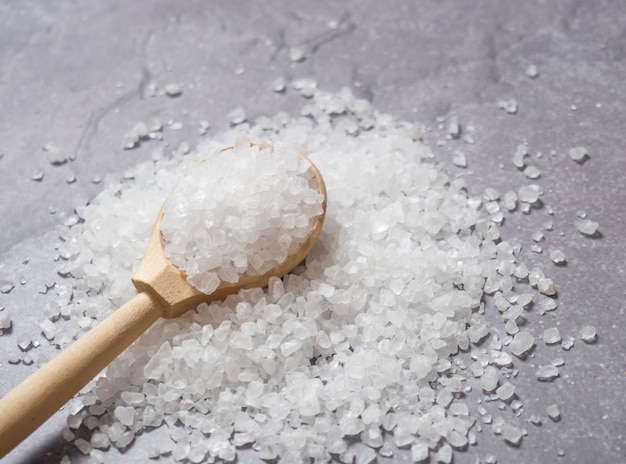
left=1, top=1, right=624, bottom=463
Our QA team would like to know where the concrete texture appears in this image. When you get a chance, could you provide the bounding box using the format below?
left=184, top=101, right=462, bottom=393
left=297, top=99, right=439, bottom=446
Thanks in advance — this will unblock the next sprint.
left=0, top=1, right=624, bottom=462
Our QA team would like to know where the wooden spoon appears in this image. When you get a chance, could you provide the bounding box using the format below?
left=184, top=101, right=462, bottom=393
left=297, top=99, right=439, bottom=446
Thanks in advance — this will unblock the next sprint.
left=0, top=147, right=326, bottom=457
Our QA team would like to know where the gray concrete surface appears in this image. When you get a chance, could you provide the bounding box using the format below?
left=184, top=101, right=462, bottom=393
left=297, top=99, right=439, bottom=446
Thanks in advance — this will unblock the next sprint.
left=1, top=1, right=624, bottom=463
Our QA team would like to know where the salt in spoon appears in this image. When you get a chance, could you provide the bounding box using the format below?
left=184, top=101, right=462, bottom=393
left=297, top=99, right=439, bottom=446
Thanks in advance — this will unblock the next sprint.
left=0, top=145, right=326, bottom=457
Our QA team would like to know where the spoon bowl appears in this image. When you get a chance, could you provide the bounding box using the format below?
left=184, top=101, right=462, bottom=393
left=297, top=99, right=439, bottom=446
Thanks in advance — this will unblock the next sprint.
left=0, top=145, right=326, bottom=457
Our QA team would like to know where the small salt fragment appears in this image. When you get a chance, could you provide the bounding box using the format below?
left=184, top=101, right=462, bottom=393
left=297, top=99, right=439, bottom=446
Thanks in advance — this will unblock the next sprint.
left=543, top=327, right=561, bottom=345
left=579, top=325, right=597, bottom=343
left=31, top=170, right=44, bottom=181
left=532, top=231, right=544, bottom=242
left=576, top=219, right=599, bottom=236
left=289, top=46, right=306, bottom=62
left=546, top=404, right=561, bottom=421
left=7, top=353, right=21, bottom=364
left=271, top=77, right=286, bottom=93
left=568, top=146, right=588, bottom=163
left=62, top=427, right=75, bottom=441
left=227, top=106, right=246, bottom=125
left=411, top=442, right=428, bottom=461
left=0, top=310, right=12, bottom=331
left=526, top=64, right=539, bottom=78
left=60, top=456, right=71, bottom=464
left=92, top=176, right=102, bottom=184
left=114, top=406, right=135, bottom=427
left=164, top=83, right=182, bottom=97
left=122, top=133, right=139, bottom=150
left=528, top=415, right=542, bottom=426
left=518, top=185, right=541, bottom=204
left=75, top=438, right=92, bottom=455
left=536, top=365, right=559, bottom=381
left=496, top=382, right=516, bottom=402
left=452, top=152, right=467, bottom=167
left=537, top=278, right=556, bottom=296
left=524, top=166, right=541, bottom=179
left=501, top=423, right=523, bottom=446
left=561, top=338, right=575, bottom=350
left=509, top=331, right=535, bottom=357
left=66, top=171, right=76, bottom=184
left=503, top=191, right=517, bottom=211
left=0, top=281, right=14, bottom=294
left=435, top=443, right=453, bottom=463
left=512, top=144, right=528, bottom=168
left=17, top=334, right=32, bottom=351
left=448, top=116, right=461, bottom=139
left=549, top=250, right=566, bottom=264
left=485, top=454, right=498, bottom=464
left=480, top=366, right=499, bottom=392
left=498, top=99, right=518, bottom=114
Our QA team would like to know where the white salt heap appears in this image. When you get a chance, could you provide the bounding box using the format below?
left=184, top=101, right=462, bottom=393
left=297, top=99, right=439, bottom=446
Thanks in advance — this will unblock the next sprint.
left=160, top=138, right=324, bottom=294
left=44, top=86, right=589, bottom=462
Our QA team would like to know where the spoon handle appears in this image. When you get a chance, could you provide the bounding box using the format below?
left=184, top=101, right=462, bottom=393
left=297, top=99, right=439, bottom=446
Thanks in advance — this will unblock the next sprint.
left=0, top=291, right=163, bottom=458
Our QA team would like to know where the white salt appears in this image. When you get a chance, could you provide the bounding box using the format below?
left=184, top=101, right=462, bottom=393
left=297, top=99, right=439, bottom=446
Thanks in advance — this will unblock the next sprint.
left=499, top=99, right=518, bottom=114
left=579, top=325, right=597, bottom=343
left=289, top=46, right=306, bottom=62
left=546, top=404, right=561, bottom=421
left=114, top=406, right=135, bottom=427
left=509, top=332, right=535, bottom=357
left=501, top=423, right=523, bottom=446
left=536, top=365, right=559, bottom=381
left=543, top=327, right=561, bottom=344
left=549, top=250, right=566, bottom=264
left=525, top=64, right=539, bottom=78
left=271, top=77, right=286, bottom=93
left=576, top=219, right=599, bottom=236
left=524, top=166, right=541, bottom=179
left=496, top=382, right=516, bottom=402
left=568, top=146, right=588, bottom=163
left=227, top=106, right=247, bottom=125
left=0, top=310, right=11, bottom=330
left=164, top=83, right=182, bottom=97
left=411, top=442, right=429, bottom=461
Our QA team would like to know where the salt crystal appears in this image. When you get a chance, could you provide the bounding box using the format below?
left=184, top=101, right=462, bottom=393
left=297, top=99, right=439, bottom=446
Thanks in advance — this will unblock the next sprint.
left=509, top=331, right=535, bottom=357
left=568, top=146, right=588, bottom=163
left=75, top=438, right=92, bottom=455
left=435, top=443, right=453, bottom=463
left=31, top=169, right=44, bottom=181
left=271, top=77, right=286, bottom=93
left=0, top=310, right=11, bottom=330
left=525, top=64, right=539, bottom=78
left=549, top=250, right=566, bottom=264
left=114, top=406, right=135, bottom=426
left=289, top=46, right=306, bottom=62
left=452, top=152, right=467, bottom=167
left=164, top=83, right=182, bottom=97
left=524, top=166, right=541, bottom=179
left=543, top=327, right=561, bottom=344
left=91, top=431, right=111, bottom=450
left=579, top=325, right=597, bottom=343
left=448, top=116, right=461, bottom=138
left=512, top=144, right=528, bottom=168
left=576, top=219, right=599, bottom=236
left=227, top=106, right=247, bottom=125
left=496, top=382, right=516, bottom=402
left=498, top=99, right=518, bottom=114
left=536, top=365, right=559, bottom=381
left=411, top=442, right=428, bottom=461
left=546, top=404, right=561, bottom=421
left=485, top=454, right=498, bottom=464
left=480, top=366, right=499, bottom=392
left=501, top=423, right=523, bottom=446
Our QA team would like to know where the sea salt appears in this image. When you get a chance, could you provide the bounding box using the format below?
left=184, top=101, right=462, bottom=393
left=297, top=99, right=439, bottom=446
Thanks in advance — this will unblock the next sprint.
left=568, top=146, right=588, bottom=163
left=579, top=325, right=597, bottom=343
left=499, top=99, right=518, bottom=114
left=43, top=86, right=582, bottom=463
left=543, top=327, right=561, bottom=344
left=576, top=219, right=599, bottom=236
left=509, top=332, right=535, bottom=357
left=536, top=364, right=559, bottom=381
left=160, top=138, right=324, bottom=294
left=546, top=404, right=561, bottom=421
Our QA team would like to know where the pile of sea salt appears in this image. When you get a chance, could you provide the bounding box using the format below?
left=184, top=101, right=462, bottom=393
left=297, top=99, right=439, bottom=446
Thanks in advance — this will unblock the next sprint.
left=47, top=87, right=581, bottom=463
left=160, top=138, right=324, bottom=294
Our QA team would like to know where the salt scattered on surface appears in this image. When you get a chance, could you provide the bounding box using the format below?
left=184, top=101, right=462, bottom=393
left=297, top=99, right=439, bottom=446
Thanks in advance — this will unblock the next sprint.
left=576, top=219, right=599, bottom=236
left=498, top=99, right=518, bottom=114
left=509, top=332, right=535, bottom=357
left=543, top=327, right=561, bottom=344
left=546, top=404, right=561, bottom=421
left=568, top=146, right=588, bottom=163
left=289, top=46, right=306, bottom=62
left=164, top=83, right=182, bottom=97
left=525, top=64, right=539, bottom=78
left=579, top=325, right=597, bottom=343
left=536, top=365, right=559, bottom=381
left=35, top=85, right=597, bottom=463
left=227, top=106, right=247, bottom=125
left=549, top=249, right=566, bottom=264
left=0, top=310, right=11, bottom=330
